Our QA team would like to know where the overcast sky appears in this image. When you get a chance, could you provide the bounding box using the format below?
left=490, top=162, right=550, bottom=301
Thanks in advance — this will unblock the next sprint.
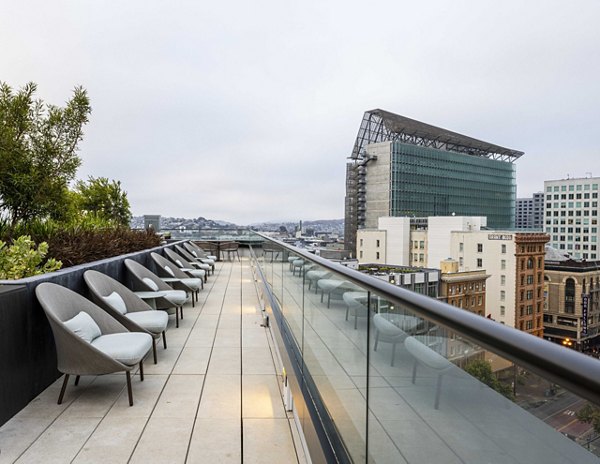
left=2, top=1, right=599, bottom=225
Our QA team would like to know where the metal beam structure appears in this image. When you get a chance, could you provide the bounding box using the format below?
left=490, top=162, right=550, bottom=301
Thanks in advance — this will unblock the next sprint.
left=351, top=109, right=523, bottom=162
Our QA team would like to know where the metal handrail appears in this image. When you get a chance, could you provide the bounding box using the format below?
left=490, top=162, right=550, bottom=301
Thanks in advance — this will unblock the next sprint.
left=255, top=232, right=600, bottom=407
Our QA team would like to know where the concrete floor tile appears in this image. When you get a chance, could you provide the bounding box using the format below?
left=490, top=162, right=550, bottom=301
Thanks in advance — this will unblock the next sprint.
left=207, top=347, right=241, bottom=374
left=242, top=418, right=298, bottom=464
left=197, top=375, right=241, bottom=419
left=0, top=416, right=53, bottom=464
left=242, top=347, right=277, bottom=375
left=187, top=418, right=241, bottom=463
left=15, top=415, right=101, bottom=464
left=186, top=328, right=217, bottom=347
left=107, top=374, right=168, bottom=417
left=173, top=347, right=212, bottom=374
left=72, top=415, right=148, bottom=463
left=218, top=314, right=241, bottom=329
left=213, top=328, right=241, bottom=348
left=129, top=416, right=194, bottom=464
left=152, top=374, right=204, bottom=419
left=242, top=375, right=286, bottom=419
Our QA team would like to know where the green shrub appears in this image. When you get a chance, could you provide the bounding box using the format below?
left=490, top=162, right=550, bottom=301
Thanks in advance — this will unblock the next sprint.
left=0, top=235, right=62, bottom=279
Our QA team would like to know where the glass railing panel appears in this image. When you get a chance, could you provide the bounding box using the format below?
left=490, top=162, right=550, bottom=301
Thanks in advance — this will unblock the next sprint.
left=366, top=291, right=599, bottom=463
left=252, top=237, right=600, bottom=463
left=300, top=264, right=368, bottom=462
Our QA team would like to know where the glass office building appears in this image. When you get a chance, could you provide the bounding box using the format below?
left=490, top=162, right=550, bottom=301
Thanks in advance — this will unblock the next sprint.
left=389, top=141, right=516, bottom=226
left=345, top=109, right=522, bottom=255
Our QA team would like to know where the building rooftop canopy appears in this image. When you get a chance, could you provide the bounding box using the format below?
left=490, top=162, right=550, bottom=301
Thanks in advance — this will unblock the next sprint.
left=351, top=109, right=524, bottom=162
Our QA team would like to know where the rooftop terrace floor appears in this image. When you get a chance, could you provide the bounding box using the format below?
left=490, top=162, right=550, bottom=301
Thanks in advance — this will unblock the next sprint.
left=0, top=259, right=307, bottom=464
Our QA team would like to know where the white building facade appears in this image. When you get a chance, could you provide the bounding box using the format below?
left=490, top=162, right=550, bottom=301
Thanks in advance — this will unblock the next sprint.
left=544, top=177, right=600, bottom=261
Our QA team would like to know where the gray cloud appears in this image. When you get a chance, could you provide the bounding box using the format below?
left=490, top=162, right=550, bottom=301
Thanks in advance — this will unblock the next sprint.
left=2, top=0, right=599, bottom=223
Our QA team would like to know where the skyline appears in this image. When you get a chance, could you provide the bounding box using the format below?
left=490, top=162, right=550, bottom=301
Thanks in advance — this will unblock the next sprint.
left=2, top=1, right=599, bottom=224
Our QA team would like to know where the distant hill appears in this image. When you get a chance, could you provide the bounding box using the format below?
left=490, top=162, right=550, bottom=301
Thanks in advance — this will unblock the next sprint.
left=130, top=216, right=237, bottom=229
left=131, top=216, right=343, bottom=234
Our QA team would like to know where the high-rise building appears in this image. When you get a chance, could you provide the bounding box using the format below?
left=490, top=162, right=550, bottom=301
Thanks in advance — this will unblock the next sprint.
left=345, top=109, right=522, bottom=256
left=515, top=192, right=544, bottom=229
left=543, top=177, right=600, bottom=260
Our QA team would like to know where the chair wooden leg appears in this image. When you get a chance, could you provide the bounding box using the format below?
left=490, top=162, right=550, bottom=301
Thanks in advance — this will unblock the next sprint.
left=175, top=307, right=179, bottom=328
left=139, top=360, right=144, bottom=381
left=74, top=375, right=80, bottom=386
left=191, top=293, right=195, bottom=308
left=152, top=339, right=158, bottom=364
left=126, top=371, right=133, bottom=406
left=58, top=374, right=70, bottom=404
left=180, top=305, right=184, bottom=319
left=162, top=331, right=167, bottom=349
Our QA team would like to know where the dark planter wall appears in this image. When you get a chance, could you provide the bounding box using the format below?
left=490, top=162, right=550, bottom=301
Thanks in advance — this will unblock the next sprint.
left=0, top=242, right=182, bottom=426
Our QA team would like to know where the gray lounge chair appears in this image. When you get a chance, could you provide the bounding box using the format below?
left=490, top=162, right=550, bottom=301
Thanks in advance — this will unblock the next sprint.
left=174, top=244, right=213, bottom=277
left=185, top=241, right=218, bottom=261
left=150, top=252, right=203, bottom=302
left=124, top=259, right=189, bottom=328
left=35, top=282, right=152, bottom=406
left=83, top=270, right=169, bottom=364
left=164, top=248, right=207, bottom=282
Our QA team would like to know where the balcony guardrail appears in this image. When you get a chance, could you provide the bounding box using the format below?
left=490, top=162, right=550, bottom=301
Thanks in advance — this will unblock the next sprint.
left=251, top=232, right=600, bottom=463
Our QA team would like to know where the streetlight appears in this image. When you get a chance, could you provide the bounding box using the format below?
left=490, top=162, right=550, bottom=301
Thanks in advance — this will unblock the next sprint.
left=562, top=338, right=573, bottom=348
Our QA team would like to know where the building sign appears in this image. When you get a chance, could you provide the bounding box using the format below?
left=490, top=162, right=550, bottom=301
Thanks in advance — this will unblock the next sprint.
left=582, top=294, right=589, bottom=336
left=488, top=234, right=513, bottom=240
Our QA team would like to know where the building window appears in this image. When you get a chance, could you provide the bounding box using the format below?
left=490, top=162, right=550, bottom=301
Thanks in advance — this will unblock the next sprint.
left=500, top=290, right=505, bottom=301
left=459, top=242, right=464, bottom=252
left=477, top=258, right=483, bottom=268
left=477, top=243, right=483, bottom=252
left=526, top=321, right=533, bottom=330
left=500, top=305, right=505, bottom=316
left=526, top=275, right=534, bottom=285
left=527, top=258, right=534, bottom=269
left=501, top=244, right=506, bottom=254
left=359, top=239, right=363, bottom=246
left=478, top=296, right=482, bottom=305
left=565, top=278, right=575, bottom=314
left=376, top=240, right=380, bottom=248
left=419, top=240, right=425, bottom=249
left=501, top=275, right=506, bottom=285
left=501, top=259, right=506, bottom=270
left=376, top=252, right=380, bottom=260
left=359, top=251, right=363, bottom=259
left=459, top=257, right=463, bottom=267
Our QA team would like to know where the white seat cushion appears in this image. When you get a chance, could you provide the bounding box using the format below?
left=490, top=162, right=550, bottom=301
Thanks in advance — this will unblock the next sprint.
left=103, top=292, right=127, bottom=315
left=181, top=268, right=205, bottom=278
left=91, top=332, right=152, bottom=365
left=126, top=310, right=169, bottom=334
left=199, top=258, right=215, bottom=265
left=142, top=277, right=159, bottom=291
left=163, top=289, right=188, bottom=306
left=180, top=277, right=202, bottom=291
left=206, top=255, right=217, bottom=261
left=193, top=262, right=211, bottom=271
left=64, top=312, right=101, bottom=343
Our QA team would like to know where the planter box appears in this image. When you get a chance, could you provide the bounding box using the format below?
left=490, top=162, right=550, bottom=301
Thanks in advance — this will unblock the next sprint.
left=0, top=241, right=183, bottom=426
